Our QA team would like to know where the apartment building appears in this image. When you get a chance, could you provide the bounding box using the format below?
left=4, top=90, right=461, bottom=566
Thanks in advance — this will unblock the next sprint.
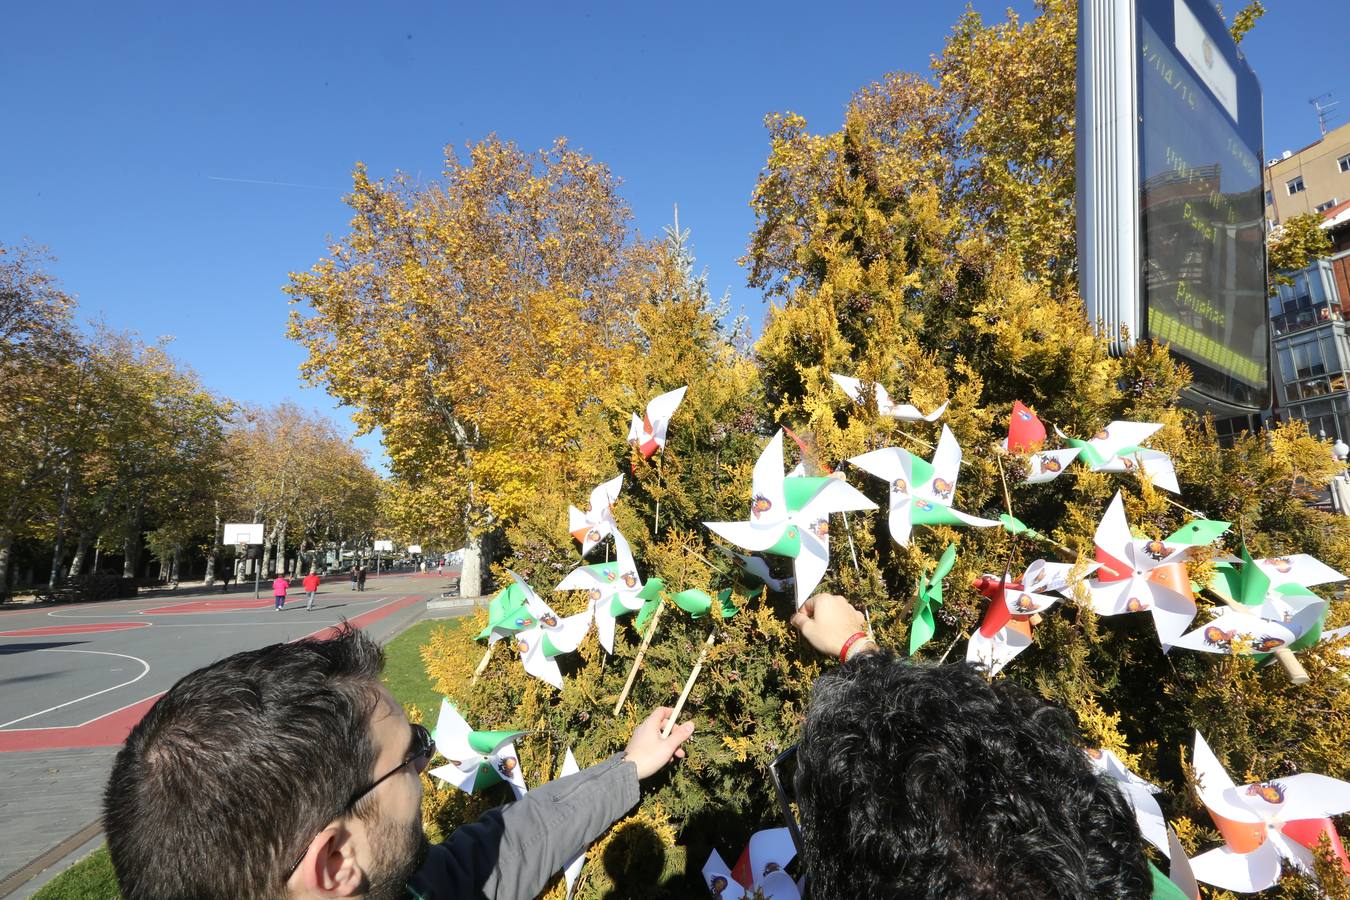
left=1264, top=121, right=1350, bottom=226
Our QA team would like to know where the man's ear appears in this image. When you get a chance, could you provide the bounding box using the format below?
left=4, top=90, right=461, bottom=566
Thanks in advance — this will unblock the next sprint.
left=290, top=823, right=366, bottom=897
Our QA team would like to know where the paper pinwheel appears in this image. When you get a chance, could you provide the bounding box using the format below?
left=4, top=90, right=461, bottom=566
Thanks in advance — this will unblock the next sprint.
left=568, top=474, right=623, bottom=557
left=1086, top=493, right=1220, bottom=646
left=966, top=561, right=1085, bottom=675
left=702, top=828, right=800, bottom=900
left=1084, top=747, right=1169, bottom=856
left=1204, top=545, right=1346, bottom=654
left=910, top=543, right=956, bottom=655
left=1055, top=421, right=1180, bottom=493
left=671, top=587, right=740, bottom=621
left=849, top=425, right=997, bottom=549
left=628, top=386, right=687, bottom=459
left=1189, top=731, right=1350, bottom=892
left=1006, top=400, right=1047, bottom=452
left=476, top=577, right=539, bottom=645
left=831, top=373, right=948, bottom=422
left=1151, top=828, right=1200, bottom=900
left=559, top=748, right=585, bottom=899
left=428, top=699, right=528, bottom=799
left=704, top=431, right=876, bottom=608
left=504, top=573, right=592, bottom=689
left=556, top=529, right=663, bottom=654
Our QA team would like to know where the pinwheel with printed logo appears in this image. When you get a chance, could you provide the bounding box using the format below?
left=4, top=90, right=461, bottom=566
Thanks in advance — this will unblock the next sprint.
left=628, top=386, right=687, bottom=459
left=503, top=572, right=592, bottom=689
left=556, top=529, right=663, bottom=654
left=831, top=373, right=948, bottom=422
left=1085, top=493, right=1222, bottom=647
left=1197, top=545, right=1346, bottom=656
left=568, top=474, right=623, bottom=557
left=849, top=425, right=998, bottom=549
left=1189, top=731, right=1350, bottom=892
left=704, top=431, right=876, bottom=608
left=428, top=699, right=528, bottom=799
left=1055, top=420, right=1180, bottom=493
left=966, top=560, right=1089, bottom=676
left=702, top=828, right=800, bottom=900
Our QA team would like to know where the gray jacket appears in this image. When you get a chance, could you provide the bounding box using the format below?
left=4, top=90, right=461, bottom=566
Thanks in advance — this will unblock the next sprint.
left=406, top=753, right=640, bottom=899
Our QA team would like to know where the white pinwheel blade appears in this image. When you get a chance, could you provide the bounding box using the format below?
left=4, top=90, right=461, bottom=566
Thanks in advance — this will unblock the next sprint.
left=1188, top=841, right=1281, bottom=893
left=517, top=630, right=564, bottom=690
left=796, top=475, right=878, bottom=518
left=1094, top=493, right=1133, bottom=566
left=793, top=531, right=830, bottom=609
left=612, top=528, right=641, bottom=587
left=433, top=699, right=475, bottom=763
left=1022, top=560, right=1093, bottom=596
left=556, top=566, right=603, bottom=591
left=758, top=870, right=801, bottom=899
left=592, top=602, right=618, bottom=654
left=590, top=474, right=623, bottom=514
left=645, top=386, right=687, bottom=447
left=920, top=400, right=949, bottom=422
left=929, top=425, right=963, bottom=498
left=1148, top=585, right=1200, bottom=647
left=944, top=506, right=1000, bottom=529
left=1254, top=772, right=1350, bottom=820
left=966, top=626, right=1030, bottom=676
left=847, top=446, right=911, bottom=484
left=1024, top=448, right=1081, bottom=484
left=626, top=413, right=644, bottom=444
left=750, top=431, right=789, bottom=521
left=1003, top=589, right=1059, bottom=616
left=1169, top=611, right=1294, bottom=655
left=702, top=850, right=748, bottom=900
left=1166, top=827, right=1200, bottom=899
left=747, top=827, right=797, bottom=886
left=887, top=500, right=914, bottom=548
left=1254, top=553, right=1347, bottom=589
left=830, top=373, right=866, bottom=404
left=1192, top=733, right=1257, bottom=822
left=568, top=504, right=587, bottom=535
left=705, top=519, right=789, bottom=554
left=1087, top=576, right=1136, bottom=616
left=1092, top=421, right=1164, bottom=460
left=1119, top=781, right=1169, bottom=856
left=1132, top=448, right=1179, bottom=494
left=545, top=610, right=593, bottom=654
left=560, top=748, right=585, bottom=898
left=490, top=743, right=528, bottom=799
left=427, top=759, right=484, bottom=795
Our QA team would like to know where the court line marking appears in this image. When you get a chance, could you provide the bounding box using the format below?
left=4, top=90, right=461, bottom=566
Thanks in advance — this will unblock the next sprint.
left=0, top=648, right=151, bottom=728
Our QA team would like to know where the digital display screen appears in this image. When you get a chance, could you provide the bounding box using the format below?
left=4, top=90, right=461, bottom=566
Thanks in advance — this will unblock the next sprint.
left=1136, top=0, right=1268, bottom=410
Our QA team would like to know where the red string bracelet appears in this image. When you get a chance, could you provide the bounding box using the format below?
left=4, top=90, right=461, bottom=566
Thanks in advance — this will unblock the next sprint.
left=840, top=631, right=868, bottom=663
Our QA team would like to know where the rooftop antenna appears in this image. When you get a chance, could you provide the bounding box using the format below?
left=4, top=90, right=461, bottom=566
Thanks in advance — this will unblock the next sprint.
left=1310, top=93, right=1340, bottom=137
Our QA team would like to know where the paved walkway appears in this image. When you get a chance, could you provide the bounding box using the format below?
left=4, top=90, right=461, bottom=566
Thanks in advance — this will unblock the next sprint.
left=0, top=571, right=465, bottom=897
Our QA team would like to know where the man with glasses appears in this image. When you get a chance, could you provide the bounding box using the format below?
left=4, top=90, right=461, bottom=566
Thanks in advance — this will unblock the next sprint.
left=103, top=624, right=694, bottom=900
left=784, top=594, right=1153, bottom=899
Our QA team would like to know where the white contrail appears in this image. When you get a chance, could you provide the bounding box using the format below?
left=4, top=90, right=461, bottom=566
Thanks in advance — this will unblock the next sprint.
left=207, top=175, right=342, bottom=191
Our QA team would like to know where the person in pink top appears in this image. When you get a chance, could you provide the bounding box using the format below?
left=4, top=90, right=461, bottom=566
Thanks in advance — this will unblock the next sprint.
left=272, top=575, right=289, bottom=611
left=302, top=571, right=321, bottom=610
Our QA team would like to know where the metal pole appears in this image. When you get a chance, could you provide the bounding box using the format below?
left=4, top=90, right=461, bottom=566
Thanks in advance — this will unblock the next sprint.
left=254, top=546, right=261, bottom=599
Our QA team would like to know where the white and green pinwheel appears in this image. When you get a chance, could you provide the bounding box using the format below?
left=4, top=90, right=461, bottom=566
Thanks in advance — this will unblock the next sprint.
left=428, top=699, right=528, bottom=798
left=568, top=474, right=623, bottom=557
left=1055, top=420, right=1179, bottom=493
left=556, top=528, right=663, bottom=654
left=506, top=572, right=592, bottom=689
left=704, top=431, right=876, bottom=608
left=831, top=373, right=948, bottom=422
left=848, top=425, right=997, bottom=548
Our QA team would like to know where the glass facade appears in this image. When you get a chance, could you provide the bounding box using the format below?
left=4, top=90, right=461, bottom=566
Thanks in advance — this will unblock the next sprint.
left=1273, top=260, right=1350, bottom=440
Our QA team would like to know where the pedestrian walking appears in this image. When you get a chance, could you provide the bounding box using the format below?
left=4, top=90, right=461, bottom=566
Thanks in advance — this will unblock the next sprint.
left=436, top=560, right=444, bottom=577
left=302, top=570, right=321, bottom=610
left=220, top=565, right=234, bottom=594
left=357, top=564, right=367, bottom=592
left=350, top=564, right=359, bottom=592
left=272, top=575, right=289, bottom=611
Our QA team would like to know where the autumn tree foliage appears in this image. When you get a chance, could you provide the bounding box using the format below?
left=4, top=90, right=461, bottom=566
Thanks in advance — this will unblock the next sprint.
left=290, top=4, right=1349, bottom=897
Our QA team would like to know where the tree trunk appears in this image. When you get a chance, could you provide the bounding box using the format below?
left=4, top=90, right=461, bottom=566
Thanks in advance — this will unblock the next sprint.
left=68, top=531, right=92, bottom=579
left=460, top=530, right=484, bottom=597
left=277, top=520, right=288, bottom=577
left=48, top=461, right=74, bottom=586
left=123, top=500, right=144, bottom=578
left=0, top=531, right=12, bottom=598
left=204, top=504, right=220, bottom=586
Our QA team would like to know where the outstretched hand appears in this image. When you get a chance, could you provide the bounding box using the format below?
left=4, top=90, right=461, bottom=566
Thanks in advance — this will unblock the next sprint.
left=623, top=706, right=695, bottom=779
left=790, top=593, right=871, bottom=658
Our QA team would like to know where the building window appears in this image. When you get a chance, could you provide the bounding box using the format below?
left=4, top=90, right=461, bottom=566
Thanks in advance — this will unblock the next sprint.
left=1316, top=199, right=1339, bottom=213
left=1265, top=189, right=1274, bottom=206
left=1288, top=176, right=1306, bottom=195
left=1340, top=154, right=1350, bottom=173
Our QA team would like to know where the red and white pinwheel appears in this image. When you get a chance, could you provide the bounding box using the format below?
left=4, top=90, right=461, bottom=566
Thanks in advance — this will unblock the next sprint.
left=1086, top=492, right=1209, bottom=646
left=831, top=373, right=948, bottom=422
left=568, top=474, right=623, bottom=557
left=702, top=828, right=800, bottom=899
left=628, top=386, right=687, bottom=459
left=966, top=560, right=1090, bottom=676
left=1190, top=731, right=1350, bottom=893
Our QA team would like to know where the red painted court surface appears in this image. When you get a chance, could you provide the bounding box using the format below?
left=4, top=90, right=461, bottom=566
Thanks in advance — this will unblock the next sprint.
left=0, top=621, right=151, bottom=637
left=0, top=585, right=433, bottom=753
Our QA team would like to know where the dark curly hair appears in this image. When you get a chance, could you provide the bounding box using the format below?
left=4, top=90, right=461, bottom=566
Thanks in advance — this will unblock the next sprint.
left=796, top=652, right=1151, bottom=898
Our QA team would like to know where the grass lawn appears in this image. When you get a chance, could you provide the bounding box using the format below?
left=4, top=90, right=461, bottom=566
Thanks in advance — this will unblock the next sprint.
left=380, top=616, right=462, bottom=721
left=31, top=846, right=118, bottom=900
left=31, top=615, right=460, bottom=900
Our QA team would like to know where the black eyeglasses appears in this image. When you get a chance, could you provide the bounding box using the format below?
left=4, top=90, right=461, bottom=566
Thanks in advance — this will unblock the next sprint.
left=284, top=722, right=436, bottom=881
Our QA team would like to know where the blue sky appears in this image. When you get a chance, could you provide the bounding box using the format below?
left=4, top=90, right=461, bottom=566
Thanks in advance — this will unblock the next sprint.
left=3, top=1, right=1346, bottom=469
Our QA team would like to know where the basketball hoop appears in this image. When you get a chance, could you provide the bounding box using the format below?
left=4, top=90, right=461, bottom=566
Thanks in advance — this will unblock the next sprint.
left=236, top=541, right=248, bottom=558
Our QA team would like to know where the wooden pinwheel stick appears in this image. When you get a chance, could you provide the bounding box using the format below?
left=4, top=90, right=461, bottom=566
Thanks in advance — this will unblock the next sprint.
left=893, top=427, right=935, bottom=452
left=995, top=455, right=1015, bottom=521
left=470, top=643, right=494, bottom=685
left=662, top=630, right=716, bottom=738
left=614, top=601, right=666, bottom=716
left=653, top=453, right=666, bottom=533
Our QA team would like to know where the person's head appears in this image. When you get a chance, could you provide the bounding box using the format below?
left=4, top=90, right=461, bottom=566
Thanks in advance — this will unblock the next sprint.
left=104, top=625, right=431, bottom=900
left=796, top=652, right=1150, bottom=899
